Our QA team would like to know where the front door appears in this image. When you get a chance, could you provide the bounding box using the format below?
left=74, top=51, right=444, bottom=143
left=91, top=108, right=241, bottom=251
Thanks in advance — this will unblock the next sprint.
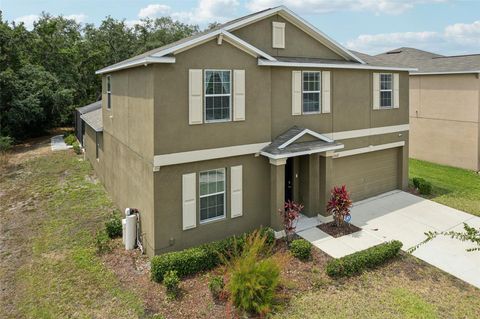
left=285, top=157, right=293, bottom=202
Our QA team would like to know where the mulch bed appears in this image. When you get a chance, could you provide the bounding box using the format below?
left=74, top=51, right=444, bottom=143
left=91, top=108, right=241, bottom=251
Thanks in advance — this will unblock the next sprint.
left=317, top=221, right=362, bottom=238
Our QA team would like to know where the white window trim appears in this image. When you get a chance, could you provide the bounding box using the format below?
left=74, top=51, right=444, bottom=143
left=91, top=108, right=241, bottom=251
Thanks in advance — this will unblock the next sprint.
left=199, top=168, right=226, bottom=224
left=379, top=73, right=393, bottom=109
left=106, top=75, right=112, bottom=110
left=204, top=69, right=232, bottom=123
left=302, top=71, right=321, bottom=114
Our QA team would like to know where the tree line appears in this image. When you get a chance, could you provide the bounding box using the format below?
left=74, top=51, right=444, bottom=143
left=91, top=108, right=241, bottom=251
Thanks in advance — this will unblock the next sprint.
left=0, top=11, right=203, bottom=141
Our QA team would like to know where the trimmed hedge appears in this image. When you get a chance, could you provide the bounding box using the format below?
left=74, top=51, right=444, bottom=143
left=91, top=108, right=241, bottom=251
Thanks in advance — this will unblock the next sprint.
left=326, top=240, right=403, bottom=278
left=290, top=239, right=312, bottom=261
left=413, top=177, right=432, bottom=195
left=151, top=227, right=275, bottom=282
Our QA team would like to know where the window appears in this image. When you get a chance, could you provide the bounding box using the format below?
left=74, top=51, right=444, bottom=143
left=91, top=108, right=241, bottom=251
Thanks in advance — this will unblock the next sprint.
left=204, top=70, right=231, bottom=122
left=302, top=71, right=321, bottom=113
left=380, top=73, right=393, bottom=108
left=106, top=75, right=112, bottom=109
left=199, top=168, right=226, bottom=222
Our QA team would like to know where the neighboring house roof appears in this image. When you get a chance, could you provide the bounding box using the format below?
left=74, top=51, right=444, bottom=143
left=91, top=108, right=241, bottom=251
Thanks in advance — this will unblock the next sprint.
left=373, top=47, right=480, bottom=75
left=76, top=100, right=102, bottom=114
left=261, top=126, right=344, bottom=159
left=96, top=6, right=367, bottom=75
left=80, top=108, right=103, bottom=132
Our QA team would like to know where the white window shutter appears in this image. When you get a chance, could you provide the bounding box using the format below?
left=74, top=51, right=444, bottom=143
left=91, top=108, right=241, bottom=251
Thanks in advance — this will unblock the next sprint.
left=292, top=71, right=302, bottom=115
left=373, top=73, right=380, bottom=110
left=322, top=71, right=331, bottom=113
left=272, top=22, right=285, bottom=49
left=230, top=165, right=243, bottom=218
left=182, top=173, right=197, bottom=230
left=233, top=70, right=245, bottom=121
left=393, top=73, right=400, bottom=108
left=189, top=69, right=203, bottom=125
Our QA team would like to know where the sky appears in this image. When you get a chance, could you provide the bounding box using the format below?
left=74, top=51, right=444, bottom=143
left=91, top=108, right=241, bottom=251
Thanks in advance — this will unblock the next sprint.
left=2, top=0, right=480, bottom=56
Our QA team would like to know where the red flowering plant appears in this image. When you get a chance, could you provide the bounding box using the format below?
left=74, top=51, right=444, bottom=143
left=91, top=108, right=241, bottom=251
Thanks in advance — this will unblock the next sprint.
left=326, top=185, right=353, bottom=227
left=278, top=200, right=304, bottom=244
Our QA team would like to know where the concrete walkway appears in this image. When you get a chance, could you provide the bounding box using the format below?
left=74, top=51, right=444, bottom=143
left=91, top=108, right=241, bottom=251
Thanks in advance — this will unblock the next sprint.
left=50, top=135, right=70, bottom=151
left=298, top=190, right=480, bottom=289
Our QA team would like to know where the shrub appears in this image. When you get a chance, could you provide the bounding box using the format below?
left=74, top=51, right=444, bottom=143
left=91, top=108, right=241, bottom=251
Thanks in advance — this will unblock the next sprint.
left=64, top=134, right=76, bottom=145
left=72, top=141, right=81, bottom=154
left=278, top=200, right=303, bottom=243
left=412, top=177, right=424, bottom=189
left=105, top=214, right=122, bottom=238
left=151, top=227, right=274, bottom=282
left=326, top=185, right=353, bottom=227
left=208, top=275, right=225, bottom=300
left=326, top=240, right=402, bottom=278
left=0, top=136, right=14, bottom=153
left=163, top=270, right=180, bottom=298
left=227, top=231, right=280, bottom=315
left=290, top=239, right=312, bottom=261
left=418, top=180, right=432, bottom=195
left=95, top=230, right=112, bottom=254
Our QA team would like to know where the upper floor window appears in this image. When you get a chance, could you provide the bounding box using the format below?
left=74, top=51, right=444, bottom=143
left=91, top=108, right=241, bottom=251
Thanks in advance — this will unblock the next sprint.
left=204, top=70, right=231, bottom=122
left=199, top=168, right=226, bottom=222
left=380, top=73, right=393, bottom=108
left=106, top=75, right=112, bottom=109
left=302, top=71, right=321, bottom=113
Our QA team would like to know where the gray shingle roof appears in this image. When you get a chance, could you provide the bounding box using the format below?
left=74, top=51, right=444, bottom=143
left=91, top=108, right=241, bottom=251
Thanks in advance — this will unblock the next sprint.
left=80, top=108, right=103, bottom=132
left=76, top=100, right=101, bottom=114
left=372, top=47, right=480, bottom=74
left=261, top=126, right=343, bottom=158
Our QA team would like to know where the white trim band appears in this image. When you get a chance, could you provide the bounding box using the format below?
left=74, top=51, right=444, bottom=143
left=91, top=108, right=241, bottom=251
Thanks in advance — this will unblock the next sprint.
left=153, top=142, right=270, bottom=168
left=328, top=124, right=409, bottom=140
left=410, top=71, right=480, bottom=76
left=258, top=59, right=417, bottom=72
left=333, top=141, right=405, bottom=158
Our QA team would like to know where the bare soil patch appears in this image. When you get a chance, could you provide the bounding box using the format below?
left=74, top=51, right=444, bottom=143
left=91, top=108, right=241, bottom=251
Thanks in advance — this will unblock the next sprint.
left=317, top=221, right=362, bottom=238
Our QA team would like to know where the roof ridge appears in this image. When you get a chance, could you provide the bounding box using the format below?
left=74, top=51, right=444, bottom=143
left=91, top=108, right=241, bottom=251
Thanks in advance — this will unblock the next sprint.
left=433, top=53, right=480, bottom=59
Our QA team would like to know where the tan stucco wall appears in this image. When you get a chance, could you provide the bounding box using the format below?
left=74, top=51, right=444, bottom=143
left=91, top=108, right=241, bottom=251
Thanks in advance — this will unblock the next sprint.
left=153, top=154, right=270, bottom=254
left=83, top=125, right=104, bottom=180
left=409, top=74, right=480, bottom=170
left=153, top=40, right=272, bottom=154
left=232, top=14, right=345, bottom=60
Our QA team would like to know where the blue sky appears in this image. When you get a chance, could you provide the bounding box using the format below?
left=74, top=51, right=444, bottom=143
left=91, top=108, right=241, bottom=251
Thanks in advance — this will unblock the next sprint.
left=2, top=0, right=480, bottom=55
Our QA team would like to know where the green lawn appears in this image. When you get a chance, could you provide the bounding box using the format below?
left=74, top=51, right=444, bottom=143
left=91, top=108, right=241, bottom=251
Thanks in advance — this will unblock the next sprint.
left=409, top=158, right=480, bottom=216
left=0, top=152, right=144, bottom=318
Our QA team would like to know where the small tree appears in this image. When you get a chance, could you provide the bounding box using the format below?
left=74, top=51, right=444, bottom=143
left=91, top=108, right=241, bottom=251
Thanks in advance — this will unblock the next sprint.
left=278, top=200, right=303, bottom=244
left=409, top=223, right=480, bottom=253
left=326, top=185, right=353, bottom=227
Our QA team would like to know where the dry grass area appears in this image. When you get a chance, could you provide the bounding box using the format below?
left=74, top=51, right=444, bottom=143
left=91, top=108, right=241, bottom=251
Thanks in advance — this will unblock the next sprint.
left=1, top=138, right=480, bottom=318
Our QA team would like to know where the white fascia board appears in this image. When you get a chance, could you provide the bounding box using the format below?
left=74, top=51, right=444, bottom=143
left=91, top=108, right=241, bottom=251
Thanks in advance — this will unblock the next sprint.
left=410, top=71, right=480, bottom=76
left=261, top=144, right=344, bottom=160
left=278, top=128, right=333, bottom=149
left=95, top=56, right=175, bottom=75
left=333, top=141, right=405, bottom=158
left=258, top=59, right=417, bottom=72
left=329, top=124, right=409, bottom=141
left=221, top=30, right=276, bottom=61
left=150, top=29, right=275, bottom=61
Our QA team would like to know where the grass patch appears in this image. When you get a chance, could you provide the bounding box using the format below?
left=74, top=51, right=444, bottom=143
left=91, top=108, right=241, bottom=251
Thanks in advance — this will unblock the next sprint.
left=1, top=152, right=144, bottom=318
left=409, top=158, right=480, bottom=216
left=389, top=287, right=437, bottom=319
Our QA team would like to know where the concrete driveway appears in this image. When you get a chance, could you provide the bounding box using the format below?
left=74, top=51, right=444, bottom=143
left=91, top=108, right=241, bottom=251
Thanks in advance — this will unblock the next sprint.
left=298, top=190, right=480, bottom=289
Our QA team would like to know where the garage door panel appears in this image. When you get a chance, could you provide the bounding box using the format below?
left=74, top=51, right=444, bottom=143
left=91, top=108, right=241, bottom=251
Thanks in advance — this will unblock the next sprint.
left=333, top=148, right=399, bottom=202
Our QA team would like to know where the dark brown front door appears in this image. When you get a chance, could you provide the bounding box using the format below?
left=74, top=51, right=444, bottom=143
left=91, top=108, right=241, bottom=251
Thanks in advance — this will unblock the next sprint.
left=285, top=157, right=293, bottom=202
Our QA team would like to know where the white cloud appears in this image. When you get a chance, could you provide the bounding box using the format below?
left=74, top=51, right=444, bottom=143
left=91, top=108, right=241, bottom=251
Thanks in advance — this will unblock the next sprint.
left=171, top=0, right=240, bottom=24
left=138, top=4, right=171, bottom=18
left=64, top=14, right=87, bottom=23
left=345, top=20, right=480, bottom=55
left=14, top=14, right=39, bottom=30
left=246, top=0, right=446, bottom=15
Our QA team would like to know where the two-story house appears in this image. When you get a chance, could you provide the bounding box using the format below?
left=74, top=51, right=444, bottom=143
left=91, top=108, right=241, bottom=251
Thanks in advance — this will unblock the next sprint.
left=80, top=6, right=414, bottom=256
